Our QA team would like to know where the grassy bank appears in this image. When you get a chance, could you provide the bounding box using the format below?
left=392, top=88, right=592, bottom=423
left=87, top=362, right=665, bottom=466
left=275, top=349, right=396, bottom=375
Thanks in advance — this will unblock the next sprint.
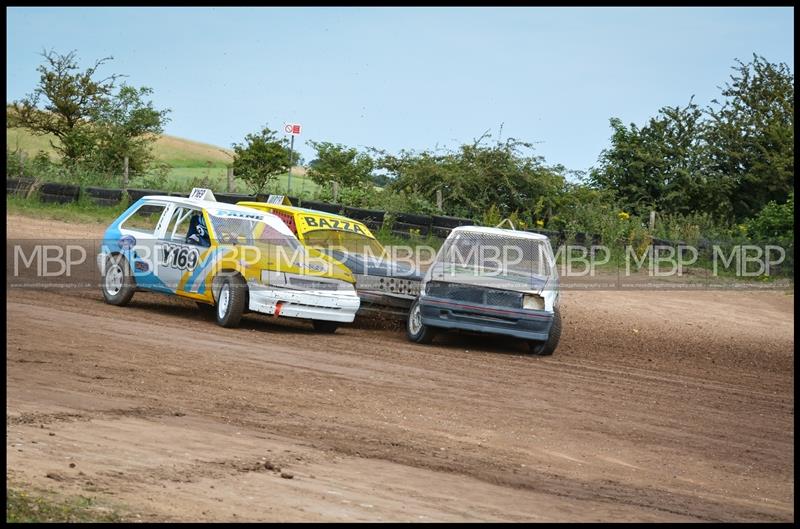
left=7, top=126, right=320, bottom=197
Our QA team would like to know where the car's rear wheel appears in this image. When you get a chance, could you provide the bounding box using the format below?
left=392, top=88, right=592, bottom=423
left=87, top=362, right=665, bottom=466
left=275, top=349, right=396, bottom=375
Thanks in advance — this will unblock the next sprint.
left=407, top=298, right=436, bottom=344
left=528, top=307, right=561, bottom=356
left=102, top=255, right=136, bottom=306
left=312, top=320, right=339, bottom=333
left=215, top=274, right=247, bottom=328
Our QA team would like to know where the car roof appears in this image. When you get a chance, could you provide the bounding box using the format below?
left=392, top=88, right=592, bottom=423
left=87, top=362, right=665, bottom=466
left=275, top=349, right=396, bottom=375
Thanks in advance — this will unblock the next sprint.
left=141, top=196, right=268, bottom=216
left=238, top=202, right=360, bottom=224
left=450, top=225, right=550, bottom=241
left=139, top=195, right=295, bottom=236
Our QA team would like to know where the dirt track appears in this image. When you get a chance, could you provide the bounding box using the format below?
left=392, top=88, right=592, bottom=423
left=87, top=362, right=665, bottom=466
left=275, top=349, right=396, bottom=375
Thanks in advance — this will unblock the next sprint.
left=5, top=215, right=795, bottom=521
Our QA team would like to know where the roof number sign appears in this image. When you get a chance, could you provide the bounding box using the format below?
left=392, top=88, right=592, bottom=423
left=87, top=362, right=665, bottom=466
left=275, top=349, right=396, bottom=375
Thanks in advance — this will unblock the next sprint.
left=189, top=188, right=216, bottom=201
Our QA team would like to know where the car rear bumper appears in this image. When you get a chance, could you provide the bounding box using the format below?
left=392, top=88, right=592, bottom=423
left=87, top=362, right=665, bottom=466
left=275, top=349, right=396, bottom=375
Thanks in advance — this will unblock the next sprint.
left=248, top=285, right=360, bottom=323
left=419, top=295, right=554, bottom=341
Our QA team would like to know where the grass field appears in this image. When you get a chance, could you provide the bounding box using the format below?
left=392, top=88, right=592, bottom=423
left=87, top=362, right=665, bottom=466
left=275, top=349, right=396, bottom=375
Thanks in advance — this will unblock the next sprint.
left=7, top=127, right=320, bottom=196
left=161, top=165, right=320, bottom=196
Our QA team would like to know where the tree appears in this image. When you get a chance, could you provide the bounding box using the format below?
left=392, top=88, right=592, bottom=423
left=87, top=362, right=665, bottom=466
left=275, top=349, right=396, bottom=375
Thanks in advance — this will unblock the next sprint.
left=232, top=125, right=292, bottom=194
left=705, top=54, right=794, bottom=220
left=9, top=49, right=170, bottom=173
left=590, top=55, right=794, bottom=223
left=9, top=49, right=121, bottom=165
left=589, top=99, right=724, bottom=217
left=374, top=132, right=565, bottom=220
left=306, top=141, right=374, bottom=187
left=745, top=192, right=794, bottom=245
left=90, top=85, right=171, bottom=173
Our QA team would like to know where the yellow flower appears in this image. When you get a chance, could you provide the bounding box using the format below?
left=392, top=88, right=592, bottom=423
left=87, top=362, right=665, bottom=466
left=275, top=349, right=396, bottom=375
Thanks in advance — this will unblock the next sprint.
left=536, top=219, right=544, bottom=227
left=618, top=211, right=630, bottom=221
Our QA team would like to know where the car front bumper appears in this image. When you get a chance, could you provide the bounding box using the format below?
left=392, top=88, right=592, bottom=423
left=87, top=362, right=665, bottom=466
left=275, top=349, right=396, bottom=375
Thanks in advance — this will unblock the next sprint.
left=418, top=295, right=554, bottom=341
left=247, top=285, right=360, bottom=323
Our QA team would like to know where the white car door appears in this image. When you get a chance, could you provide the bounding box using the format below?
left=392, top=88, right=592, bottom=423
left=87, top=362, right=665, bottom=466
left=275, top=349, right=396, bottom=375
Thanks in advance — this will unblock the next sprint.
left=155, top=205, right=207, bottom=295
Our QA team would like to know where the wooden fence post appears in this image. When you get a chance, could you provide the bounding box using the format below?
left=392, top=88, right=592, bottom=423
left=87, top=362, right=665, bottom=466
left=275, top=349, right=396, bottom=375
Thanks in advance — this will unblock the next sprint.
left=123, top=156, right=129, bottom=191
left=331, top=181, right=339, bottom=203
left=649, top=210, right=656, bottom=232
left=227, top=166, right=234, bottom=193
left=436, top=189, right=443, bottom=212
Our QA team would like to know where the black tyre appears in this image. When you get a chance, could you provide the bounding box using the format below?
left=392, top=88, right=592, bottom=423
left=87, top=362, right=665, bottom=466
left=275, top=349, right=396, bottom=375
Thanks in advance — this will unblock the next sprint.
left=529, top=307, right=562, bottom=356
left=215, top=274, right=247, bottom=328
left=406, top=298, right=437, bottom=344
left=101, top=255, right=136, bottom=306
left=312, top=320, right=339, bottom=333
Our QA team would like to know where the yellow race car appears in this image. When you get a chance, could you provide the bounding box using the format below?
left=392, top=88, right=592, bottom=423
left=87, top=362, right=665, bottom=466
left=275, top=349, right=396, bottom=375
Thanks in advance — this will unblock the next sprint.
left=237, top=199, right=422, bottom=317
left=97, top=188, right=359, bottom=333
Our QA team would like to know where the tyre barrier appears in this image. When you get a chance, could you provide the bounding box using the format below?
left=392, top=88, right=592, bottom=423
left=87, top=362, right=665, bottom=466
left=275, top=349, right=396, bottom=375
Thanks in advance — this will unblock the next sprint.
left=430, top=226, right=454, bottom=238
left=215, top=192, right=257, bottom=205
left=85, top=186, right=124, bottom=206
left=126, top=188, right=166, bottom=203
left=6, top=178, right=36, bottom=195
left=392, top=221, right=431, bottom=236
left=39, top=182, right=81, bottom=204
left=342, top=206, right=385, bottom=224
left=362, top=219, right=383, bottom=232
left=431, top=214, right=475, bottom=229
left=300, top=200, right=342, bottom=215
left=394, top=211, right=432, bottom=228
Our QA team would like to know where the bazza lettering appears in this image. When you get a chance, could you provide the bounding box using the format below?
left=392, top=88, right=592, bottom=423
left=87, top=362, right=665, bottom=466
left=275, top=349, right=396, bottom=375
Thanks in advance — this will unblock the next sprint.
left=303, top=216, right=366, bottom=234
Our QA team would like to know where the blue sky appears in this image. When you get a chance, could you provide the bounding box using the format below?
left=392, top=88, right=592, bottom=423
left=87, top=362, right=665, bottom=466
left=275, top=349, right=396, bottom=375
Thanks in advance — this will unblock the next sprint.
left=6, top=7, right=794, bottom=174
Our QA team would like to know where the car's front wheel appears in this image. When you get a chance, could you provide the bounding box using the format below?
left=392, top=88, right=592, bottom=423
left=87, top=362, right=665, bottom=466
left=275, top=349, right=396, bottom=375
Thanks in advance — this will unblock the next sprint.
left=215, top=274, right=247, bottom=328
left=528, top=307, right=561, bottom=356
left=102, top=255, right=136, bottom=306
left=407, top=298, right=437, bottom=344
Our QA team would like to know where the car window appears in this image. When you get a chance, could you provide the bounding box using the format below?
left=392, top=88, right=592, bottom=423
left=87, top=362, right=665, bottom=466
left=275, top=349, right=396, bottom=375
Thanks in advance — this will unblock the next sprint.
left=165, top=206, right=209, bottom=246
left=120, top=203, right=167, bottom=234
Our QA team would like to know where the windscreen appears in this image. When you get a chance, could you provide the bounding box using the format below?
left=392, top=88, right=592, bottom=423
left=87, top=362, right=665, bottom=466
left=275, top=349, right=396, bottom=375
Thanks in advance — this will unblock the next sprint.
left=208, top=213, right=301, bottom=253
left=428, top=230, right=552, bottom=290
left=303, top=229, right=386, bottom=258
